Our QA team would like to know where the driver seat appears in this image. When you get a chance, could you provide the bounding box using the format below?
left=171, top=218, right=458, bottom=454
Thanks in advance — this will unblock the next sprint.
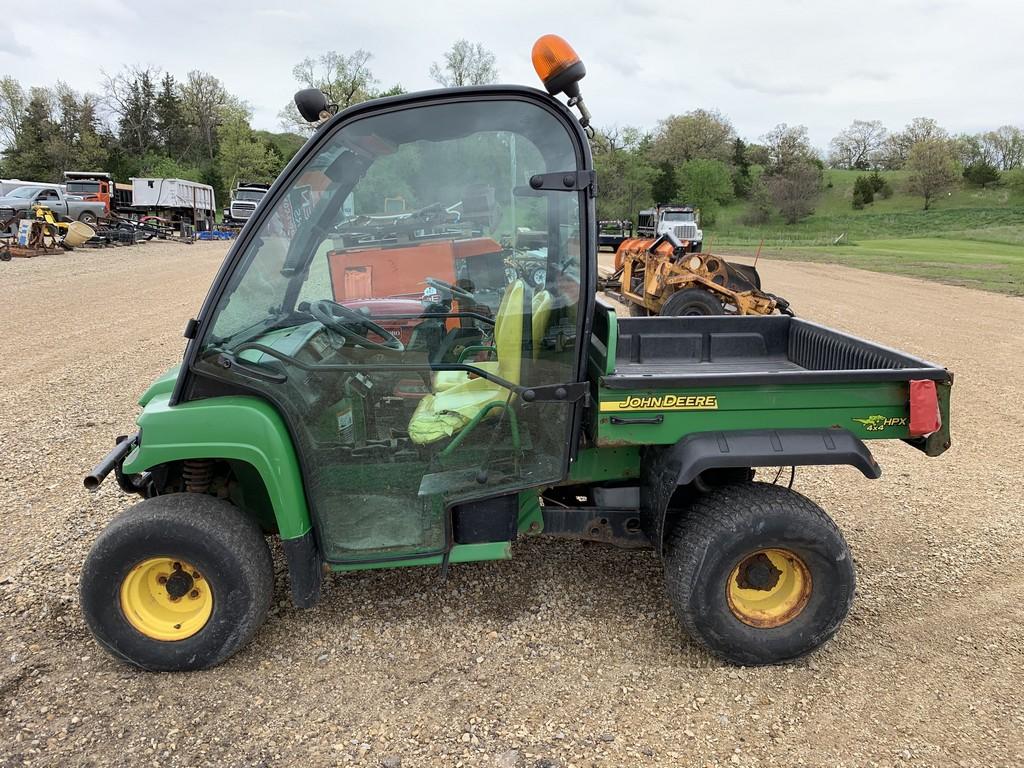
left=408, top=280, right=527, bottom=445
left=432, top=279, right=521, bottom=392
left=433, top=288, right=552, bottom=392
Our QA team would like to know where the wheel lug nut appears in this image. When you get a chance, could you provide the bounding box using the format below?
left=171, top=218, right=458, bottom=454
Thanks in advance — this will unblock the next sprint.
left=189, top=590, right=199, bottom=599
left=192, top=572, right=201, bottom=580
left=157, top=576, right=168, bottom=584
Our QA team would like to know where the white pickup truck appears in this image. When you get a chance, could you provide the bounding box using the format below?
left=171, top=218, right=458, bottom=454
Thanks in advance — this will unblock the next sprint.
left=0, top=185, right=107, bottom=228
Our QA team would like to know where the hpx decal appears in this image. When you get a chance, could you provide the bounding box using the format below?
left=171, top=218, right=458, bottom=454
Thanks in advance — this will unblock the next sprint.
left=852, top=415, right=908, bottom=432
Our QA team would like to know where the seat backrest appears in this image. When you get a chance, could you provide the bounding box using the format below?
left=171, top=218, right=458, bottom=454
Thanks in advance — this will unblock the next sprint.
left=494, top=280, right=526, bottom=384
left=492, top=281, right=514, bottom=340
left=531, top=290, right=553, bottom=359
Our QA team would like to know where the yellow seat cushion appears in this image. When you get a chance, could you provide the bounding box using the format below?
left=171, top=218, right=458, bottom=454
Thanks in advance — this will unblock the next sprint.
left=410, top=280, right=527, bottom=445
left=408, top=375, right=512, bottom=445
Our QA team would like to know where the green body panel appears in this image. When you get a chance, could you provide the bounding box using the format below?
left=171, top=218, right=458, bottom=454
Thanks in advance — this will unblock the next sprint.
left=117, top=319, right=948, bottom=571
left=122, top=393, right=312, bottom=539
left=594, top=381, right=916, bottom=446
left=517, top=491, right=544, bottom=534
left=587, top=301, right=618, bottom=380
left=327, top=541, right=511, bottom=572
left=138, top=364, right=181, bottom=406
left=568, top=446, right=641, bottom=483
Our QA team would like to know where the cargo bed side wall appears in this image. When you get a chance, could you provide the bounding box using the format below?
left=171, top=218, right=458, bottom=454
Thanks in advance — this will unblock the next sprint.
left=595, top=381, right=914, bottom=446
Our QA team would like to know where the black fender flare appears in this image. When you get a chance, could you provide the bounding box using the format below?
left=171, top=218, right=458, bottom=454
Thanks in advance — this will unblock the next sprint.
left=639, top=428, right=880, bottom=551
left=281, top=530, right=322, bottom=609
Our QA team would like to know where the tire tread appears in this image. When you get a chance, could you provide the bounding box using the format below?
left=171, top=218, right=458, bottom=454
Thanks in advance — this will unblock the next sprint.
left=664, top=481, right=854, bottom=665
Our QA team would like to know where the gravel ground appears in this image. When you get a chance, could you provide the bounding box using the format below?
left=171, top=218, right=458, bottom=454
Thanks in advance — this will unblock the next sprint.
left=1, top=242, right=1022, bottom=768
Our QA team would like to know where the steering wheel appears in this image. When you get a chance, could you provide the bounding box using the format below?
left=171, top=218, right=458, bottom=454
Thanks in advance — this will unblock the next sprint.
left=308, top=300, right=405, bottom=352
left=425, top=277, right=475, bottom=301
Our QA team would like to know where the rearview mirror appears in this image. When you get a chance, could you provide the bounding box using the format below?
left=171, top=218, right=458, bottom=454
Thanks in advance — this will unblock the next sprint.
left=294, top=89, right=331, bottom=123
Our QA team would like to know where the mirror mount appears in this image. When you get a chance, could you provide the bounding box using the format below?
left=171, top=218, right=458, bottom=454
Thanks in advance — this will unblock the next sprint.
left=294, top=88, right=338, bottom=125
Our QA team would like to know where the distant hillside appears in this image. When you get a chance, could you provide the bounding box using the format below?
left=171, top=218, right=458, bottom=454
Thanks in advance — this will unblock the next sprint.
left=712, top=169, right=1024, bottom=247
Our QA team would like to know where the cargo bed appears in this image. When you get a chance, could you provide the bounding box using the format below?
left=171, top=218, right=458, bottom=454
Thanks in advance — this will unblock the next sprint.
left=603, top=314, right=948, bottom=387
left=587, top=306, right=952, bottom=455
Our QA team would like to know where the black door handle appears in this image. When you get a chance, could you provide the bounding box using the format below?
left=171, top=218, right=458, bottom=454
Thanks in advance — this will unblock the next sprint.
left=610, top=415, right=664, bottom=425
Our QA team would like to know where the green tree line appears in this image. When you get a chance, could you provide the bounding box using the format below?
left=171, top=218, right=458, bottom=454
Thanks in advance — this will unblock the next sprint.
left=0, top=40, right=495, bottom=210
left=592, top=113, right=826, bottom=225
left=594, top=111, right=1024, bottom=225
left=0, top=69, right=304, bottom=210
left=4, top=41, right=1021, bottom=220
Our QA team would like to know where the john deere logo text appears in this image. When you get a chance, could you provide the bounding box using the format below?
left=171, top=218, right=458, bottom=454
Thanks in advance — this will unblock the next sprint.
left=601, top=394, right=718, bottom=412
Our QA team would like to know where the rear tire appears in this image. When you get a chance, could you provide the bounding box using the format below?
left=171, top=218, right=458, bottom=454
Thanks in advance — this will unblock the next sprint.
left=80, top=494, right=274, bottom=671
left=78, top=211, right=98, bottom=226
left=664, top=482, right=855, bottom=665
left=661, top=287, right=724, bottom=316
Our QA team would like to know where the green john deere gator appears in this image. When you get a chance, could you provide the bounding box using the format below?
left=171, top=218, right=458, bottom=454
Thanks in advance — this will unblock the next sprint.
left=82, top=35, right=953, bottom=671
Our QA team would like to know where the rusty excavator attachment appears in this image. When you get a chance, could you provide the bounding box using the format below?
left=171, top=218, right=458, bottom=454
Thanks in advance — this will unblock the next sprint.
left=599, top=232, right=791, bottom=317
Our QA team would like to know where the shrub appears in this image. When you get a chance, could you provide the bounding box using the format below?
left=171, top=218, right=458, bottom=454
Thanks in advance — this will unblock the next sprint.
left=741, top=179, right=773, bottom=225
left=767, top=161, right=822, bottom=224
left=852, top=175, right=875, bottom=207
left=963, top=160, right=1001, bottom=188
left=1004, top=168, right=1024, bottom=194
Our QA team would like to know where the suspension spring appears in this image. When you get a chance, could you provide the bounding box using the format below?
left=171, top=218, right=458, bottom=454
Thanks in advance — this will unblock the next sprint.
left=182, top=459, right=214, bottom=494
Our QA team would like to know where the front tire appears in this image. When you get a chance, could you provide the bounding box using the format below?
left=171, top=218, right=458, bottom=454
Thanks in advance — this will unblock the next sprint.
left=80, top=494, right=274, bottom=671
left=78, top=211, right=98, bottom=226
left=664, top=482, right=855, bottom=665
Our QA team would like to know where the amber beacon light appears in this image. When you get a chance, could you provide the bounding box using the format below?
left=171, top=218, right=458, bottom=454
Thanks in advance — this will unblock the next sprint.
left=531, top=34, right=591, bottom=128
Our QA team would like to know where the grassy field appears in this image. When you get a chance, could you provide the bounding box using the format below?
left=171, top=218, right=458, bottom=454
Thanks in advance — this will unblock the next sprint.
left=722, top=238, right=1024, bottom=295
left=712, top=169, right=1024, bottom=295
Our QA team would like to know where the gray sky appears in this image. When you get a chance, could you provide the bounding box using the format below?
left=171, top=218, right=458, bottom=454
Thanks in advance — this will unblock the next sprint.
left=3, top=0, right=1022, bottom=150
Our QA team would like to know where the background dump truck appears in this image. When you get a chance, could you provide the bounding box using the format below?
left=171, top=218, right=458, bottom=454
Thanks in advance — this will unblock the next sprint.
left=598, top=219, right=633, bottom=251
left=637, top=204, right=703, bottom=252
left=64, top=171, right=217, bottom=232
left=79, top=34, right=952, bottom=674
left=224, top=182, right=270, bottom=225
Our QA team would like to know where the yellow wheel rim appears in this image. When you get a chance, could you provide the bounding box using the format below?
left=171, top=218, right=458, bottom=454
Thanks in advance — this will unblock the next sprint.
left=726, top=548, right=811, bottom=628
left=119, top=557, right=213, bottom=641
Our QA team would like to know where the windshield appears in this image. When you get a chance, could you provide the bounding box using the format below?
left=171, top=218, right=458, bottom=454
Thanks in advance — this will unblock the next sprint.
left=662, top=211, right=694, bottom=222
left=66, top=181, right=101, bottom=194
left=234, top=189, right=266, bottom=202
left=6, top=187, right=45, bottom=199
left=205, top=99, right=582, bottom=343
